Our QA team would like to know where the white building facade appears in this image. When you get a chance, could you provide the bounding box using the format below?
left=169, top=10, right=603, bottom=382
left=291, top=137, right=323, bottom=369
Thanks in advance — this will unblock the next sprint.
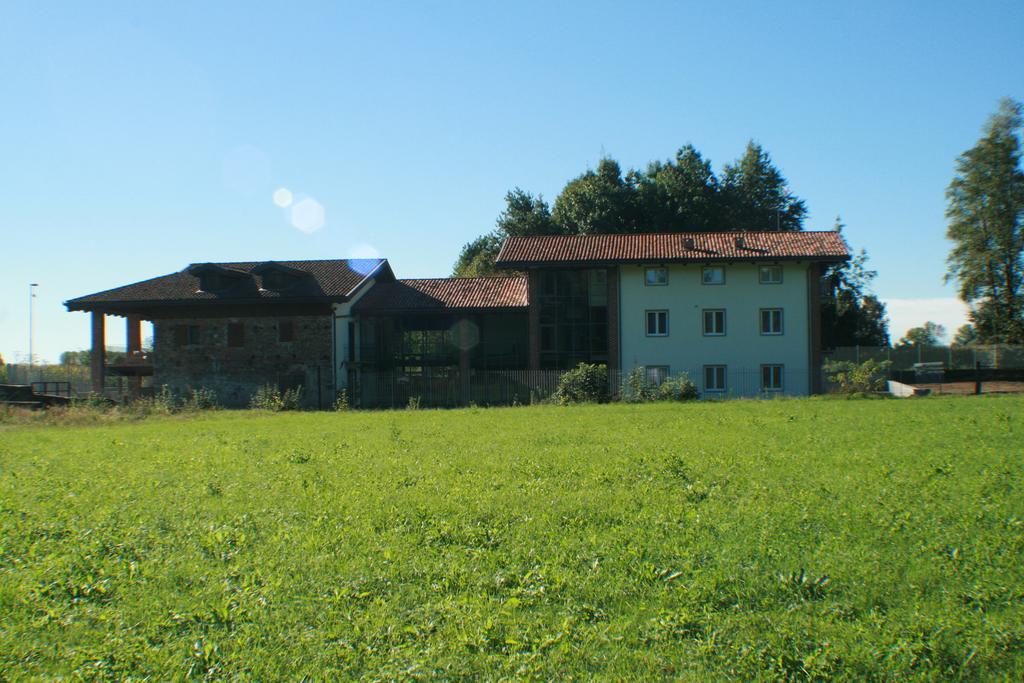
left=496, top=231, right=850, bottom=399
left=619, top=261, right=814, bottom=396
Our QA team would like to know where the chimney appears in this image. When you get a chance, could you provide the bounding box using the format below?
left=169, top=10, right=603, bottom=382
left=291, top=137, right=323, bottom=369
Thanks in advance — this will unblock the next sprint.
left=683, top=237, right=695, bottom=250
left=734, top=235, right=746, bottom=248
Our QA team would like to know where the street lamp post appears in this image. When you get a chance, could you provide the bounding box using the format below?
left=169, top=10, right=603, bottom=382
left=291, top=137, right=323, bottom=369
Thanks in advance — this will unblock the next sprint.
left=29, top=283, right=38, bottom=383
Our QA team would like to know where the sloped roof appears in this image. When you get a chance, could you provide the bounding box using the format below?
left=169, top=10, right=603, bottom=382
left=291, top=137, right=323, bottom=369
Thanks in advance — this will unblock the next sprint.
left=354, top=277, right=528, bottom=313
left=495, top=231, right=850, bottom=268
left=65, top=259, right=390, bottom=312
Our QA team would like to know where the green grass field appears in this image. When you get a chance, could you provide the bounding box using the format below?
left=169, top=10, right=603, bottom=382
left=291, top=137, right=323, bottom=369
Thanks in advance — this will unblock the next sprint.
left=1, top=397, right=1022, bottom=680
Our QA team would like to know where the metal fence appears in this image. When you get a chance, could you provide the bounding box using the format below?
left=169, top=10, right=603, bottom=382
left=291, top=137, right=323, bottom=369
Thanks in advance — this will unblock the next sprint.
left=351, top=367, right=812, bottom=409
left=826, top=345, right=1024, bottom=370
left=2, top=363, right=151, bottom=399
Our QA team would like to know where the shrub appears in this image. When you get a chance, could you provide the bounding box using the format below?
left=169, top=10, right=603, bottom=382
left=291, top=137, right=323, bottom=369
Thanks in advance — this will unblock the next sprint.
left=824, top=358, right=891, bottom=396
left=251, top=385, right=303, bottom=411
left=656, top=372, right=699, bottom=401
left=281, top=387, right=303, bottom=411
left=250, top=385, right=284, bottom=411
left=148, top=385, right=178, bottom=413
left=79, top=393, right=115, bottom=411
left=552, top=363, right=609, bottom=404
left=333, top=389, right=350, bottom=411
left=622, top=367, right=697, bottom=403
left=185, top=387, right=219, bottom=411
left=622, top=367, right=657, bottom=403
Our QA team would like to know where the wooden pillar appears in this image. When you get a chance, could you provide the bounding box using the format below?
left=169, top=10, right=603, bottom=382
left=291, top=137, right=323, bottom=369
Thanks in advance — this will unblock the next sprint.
left=90, top=311, right=105, bottom=395
left=126, top=315, right=142, bottom=397
left=527, top=270, right=541, bottom=372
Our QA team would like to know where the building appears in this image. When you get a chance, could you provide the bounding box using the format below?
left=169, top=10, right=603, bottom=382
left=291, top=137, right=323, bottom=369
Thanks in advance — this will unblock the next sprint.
left=65, top=231, right=849, bottom=407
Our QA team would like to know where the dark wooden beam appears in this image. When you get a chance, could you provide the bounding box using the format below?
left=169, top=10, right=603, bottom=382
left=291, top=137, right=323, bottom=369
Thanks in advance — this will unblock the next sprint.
left=90, top=312, right=105, bottom=395
left=126, top=315, right=142, bottom=397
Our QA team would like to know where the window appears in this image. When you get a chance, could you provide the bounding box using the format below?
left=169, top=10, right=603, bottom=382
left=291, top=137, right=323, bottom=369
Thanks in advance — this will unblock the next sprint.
left=227, top=322, right=245, bottom=347
left=703, top=309, right=726, bottom=336
left=760, top=266, right=783, bottom=284
left=645, top=267, right=668, bottom=286
left=760, top=308, right=783, bottom=335
left=646, top=365, right=669, bottom=386
left=645, top=310, right=668, bottom=336
left=761, top=364, right=784, bottom=391
left=702, top=266, right=725, bottom=285
left=704, top=365, right=726, bottom=392
left=279, top=320, right=295, bottom=343
left=174, top=324, right=200, bottom=347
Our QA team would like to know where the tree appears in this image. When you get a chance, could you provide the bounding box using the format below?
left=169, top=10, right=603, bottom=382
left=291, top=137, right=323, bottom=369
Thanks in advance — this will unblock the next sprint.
left=551, top=157, right=643, bottom=234
left=454, top=140, right=811, bottom=276
left=898, top=321, right=947, bottom=347
left=952, top=324, right=979, bottom=346
left=60, top=350, right=90, bottom=366
left=451, top=232, right=503, bottom=277
left=946, top=98, right=1024, bottom=343
left=452, top=189, right=560, bottom=276
left=496, top=188, right=558, bottom=237
left=820, top=218, right=891, bottom=347
left=635, top=145, right=721, bottom=231
left=719, top=141, right=807, bottom=231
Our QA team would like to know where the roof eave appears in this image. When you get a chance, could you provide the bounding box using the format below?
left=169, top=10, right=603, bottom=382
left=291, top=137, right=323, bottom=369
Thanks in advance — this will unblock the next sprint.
left=63, top=295, right=351, bottom=315
left=495, top=254, right=851, bottom=269
left=353, top=305, right=529, bottom=315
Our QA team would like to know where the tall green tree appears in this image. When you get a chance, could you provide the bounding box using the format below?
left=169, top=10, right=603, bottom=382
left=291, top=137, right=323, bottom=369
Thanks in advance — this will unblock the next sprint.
left=720, top=141, right=807, bottom=231
left=952, top=324, right=979, bottom=346
left=820, top=218, right=891, bottom=347
left=452, top=189, right=559, bottom=276
left=946, top=98, right=1024, bottom=343
left=898, top=321, right=947, bottom=347
left=551, top=158, right=643, bottom=234
left=451, top=233, right=504, bottom=277
left=496, top=188, right=558, bottom=237
left=636, top=144, right=721, bottom=231
left=453, top=141, right=811, bottom=275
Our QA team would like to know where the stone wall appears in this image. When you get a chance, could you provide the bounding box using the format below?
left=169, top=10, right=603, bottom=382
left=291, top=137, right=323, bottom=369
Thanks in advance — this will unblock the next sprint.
left=152, top=315, right=333, bottom=408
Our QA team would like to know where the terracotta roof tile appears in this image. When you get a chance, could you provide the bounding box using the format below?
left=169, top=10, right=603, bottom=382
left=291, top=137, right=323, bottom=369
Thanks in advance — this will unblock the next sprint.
left=354, top=277, right=528, bottom=313
left=66, top=259, right=388, bottom=311
left=495, top=231, right=850, bottom=267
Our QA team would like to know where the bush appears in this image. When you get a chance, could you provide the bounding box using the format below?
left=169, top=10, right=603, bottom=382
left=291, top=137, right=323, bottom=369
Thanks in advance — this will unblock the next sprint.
left=552, top=363, right=609, bottom=404
left=824, top=358, right=891, bottom=396
left=622, top=367, right=657, bottom=403
left=333, top=389, right=350, bottom=411
left=185, top=387, right=219, bottom=411
left=623, top=367, right=699, bottom=402
left=153, top=385, right=179, bottom=413
left=251, top=385, right=303, bottom=411
left=281, top=386, right=303, bottom=411
left=656, top=372, right=699, bottom=401
left=250, top=385, right=284, bottom=411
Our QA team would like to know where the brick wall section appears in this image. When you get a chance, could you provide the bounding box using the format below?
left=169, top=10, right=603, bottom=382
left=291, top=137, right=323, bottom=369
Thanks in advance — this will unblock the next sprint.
left=153, top=315, right=333, bottom=408
left=527, top=270, right=541, bottom=372
left=606, top=266, right=619, bottom=374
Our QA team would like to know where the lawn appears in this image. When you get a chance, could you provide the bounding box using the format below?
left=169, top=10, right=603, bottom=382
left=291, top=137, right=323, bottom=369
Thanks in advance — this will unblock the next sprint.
left=1, top=397, right=1022, bottom=679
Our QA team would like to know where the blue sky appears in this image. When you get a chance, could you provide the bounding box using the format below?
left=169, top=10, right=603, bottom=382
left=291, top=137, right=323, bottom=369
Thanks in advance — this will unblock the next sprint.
left=1, top=0, right=1021, bottom=362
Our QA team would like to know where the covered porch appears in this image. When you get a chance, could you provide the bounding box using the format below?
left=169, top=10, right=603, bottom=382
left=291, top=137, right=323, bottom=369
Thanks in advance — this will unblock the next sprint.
left=86, top=311, right=154, bottom=398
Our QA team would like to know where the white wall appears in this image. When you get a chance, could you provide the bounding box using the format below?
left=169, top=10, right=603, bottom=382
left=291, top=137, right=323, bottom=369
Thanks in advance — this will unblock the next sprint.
left=332, top=278, right=376, bottom=390
left=619, top=262, right=811, bottom=397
